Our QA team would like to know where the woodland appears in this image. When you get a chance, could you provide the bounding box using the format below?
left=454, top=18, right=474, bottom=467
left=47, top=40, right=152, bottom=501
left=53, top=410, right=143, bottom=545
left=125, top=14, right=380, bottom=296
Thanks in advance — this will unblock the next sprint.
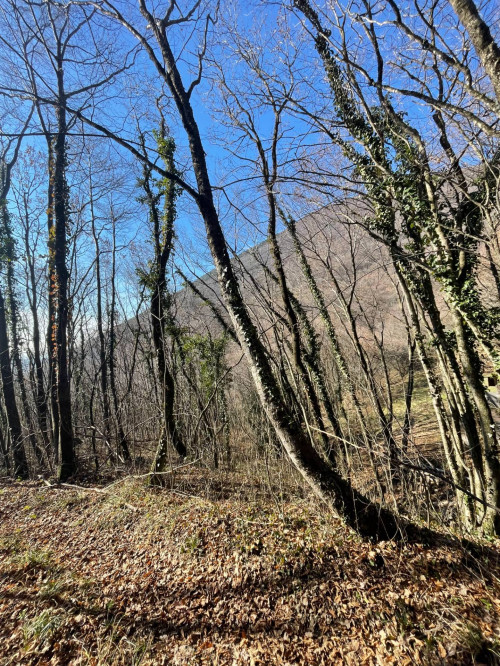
left=1, top=0, right=500, bottom=663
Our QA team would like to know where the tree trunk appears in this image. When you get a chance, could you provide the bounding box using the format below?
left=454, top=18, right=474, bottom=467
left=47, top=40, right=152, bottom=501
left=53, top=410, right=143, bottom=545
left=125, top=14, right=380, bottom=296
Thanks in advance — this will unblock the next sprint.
left=52, top=69, right=75, bottom=481
left=46, top=139, right=59, bottom=466
left=401, top=333, right=416, bottom=454
left=448, top=0, right=500, bottom=103
left=4, top=215, right=45, bottom=469
left=90, top=185, right=112, bottom=449
left=147, top=21, right=400, bottom=538
left=139, top=137, right=187, bottom=480
left=24, top=201, right=50, bottom=460
left=108, top=213, right=131, bottom=462
left=0, top=287, right=28, bottom=479
left=0, top=407, right=10, bottom=473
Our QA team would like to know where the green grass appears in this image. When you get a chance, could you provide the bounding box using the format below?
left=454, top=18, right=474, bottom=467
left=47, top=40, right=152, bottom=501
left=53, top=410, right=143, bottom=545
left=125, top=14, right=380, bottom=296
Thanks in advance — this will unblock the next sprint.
left=38, top=578, right=66, bottom=600
left=15, top=547, right=55, bottom=570
left=22, top=609, right=62, bottom=646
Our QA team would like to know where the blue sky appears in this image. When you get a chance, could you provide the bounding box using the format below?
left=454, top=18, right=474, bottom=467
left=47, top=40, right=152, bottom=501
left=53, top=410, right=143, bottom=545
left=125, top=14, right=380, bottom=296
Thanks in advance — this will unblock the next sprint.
left=3, top=0, right=500, bottom=303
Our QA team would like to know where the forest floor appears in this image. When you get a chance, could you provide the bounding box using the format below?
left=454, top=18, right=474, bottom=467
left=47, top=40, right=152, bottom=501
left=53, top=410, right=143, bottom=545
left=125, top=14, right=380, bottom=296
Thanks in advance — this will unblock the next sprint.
left=1, top=471, right=500, bottom=666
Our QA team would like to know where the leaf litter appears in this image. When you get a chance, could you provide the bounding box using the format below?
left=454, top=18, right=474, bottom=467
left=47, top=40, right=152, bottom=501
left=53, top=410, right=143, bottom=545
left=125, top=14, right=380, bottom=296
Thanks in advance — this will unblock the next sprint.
left=1, top=477, right=500, bottom=665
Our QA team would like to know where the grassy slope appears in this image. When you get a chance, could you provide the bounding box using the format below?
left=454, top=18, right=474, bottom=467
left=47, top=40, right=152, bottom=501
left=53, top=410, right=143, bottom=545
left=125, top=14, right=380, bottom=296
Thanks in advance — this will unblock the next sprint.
left=1, top=476, right=499, bottom=665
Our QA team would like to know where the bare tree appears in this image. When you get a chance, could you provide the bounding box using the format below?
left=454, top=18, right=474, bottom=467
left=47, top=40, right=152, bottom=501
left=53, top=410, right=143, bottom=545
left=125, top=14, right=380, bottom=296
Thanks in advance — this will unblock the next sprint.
left=0, top=121, right=32, bottom=478
left=293, top=0, right=500, bottom=533
left=138, top=127, right=188, bottom=479
left=64, top=0, right=405, bottom=539
left=0, top=0, right=136, bottom=479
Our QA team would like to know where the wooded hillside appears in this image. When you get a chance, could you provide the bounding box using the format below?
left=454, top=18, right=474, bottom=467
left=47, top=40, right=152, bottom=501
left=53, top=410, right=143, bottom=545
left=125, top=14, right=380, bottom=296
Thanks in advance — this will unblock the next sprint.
left=0, top=0, right=500, bottom=662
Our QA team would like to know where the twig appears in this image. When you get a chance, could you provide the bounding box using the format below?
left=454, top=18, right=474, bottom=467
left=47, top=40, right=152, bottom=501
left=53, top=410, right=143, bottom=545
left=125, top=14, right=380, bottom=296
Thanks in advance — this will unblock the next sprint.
left=308, top=425, right=500, bottom=516
left=104, top=458, right=202, bottom=489
left=42, top=481, right=139, bottom=512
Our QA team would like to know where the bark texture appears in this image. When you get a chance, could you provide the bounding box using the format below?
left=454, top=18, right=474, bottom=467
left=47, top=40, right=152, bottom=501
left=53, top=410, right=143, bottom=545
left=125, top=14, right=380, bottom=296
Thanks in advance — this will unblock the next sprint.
left=448, top=0, right=500, bottom=103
